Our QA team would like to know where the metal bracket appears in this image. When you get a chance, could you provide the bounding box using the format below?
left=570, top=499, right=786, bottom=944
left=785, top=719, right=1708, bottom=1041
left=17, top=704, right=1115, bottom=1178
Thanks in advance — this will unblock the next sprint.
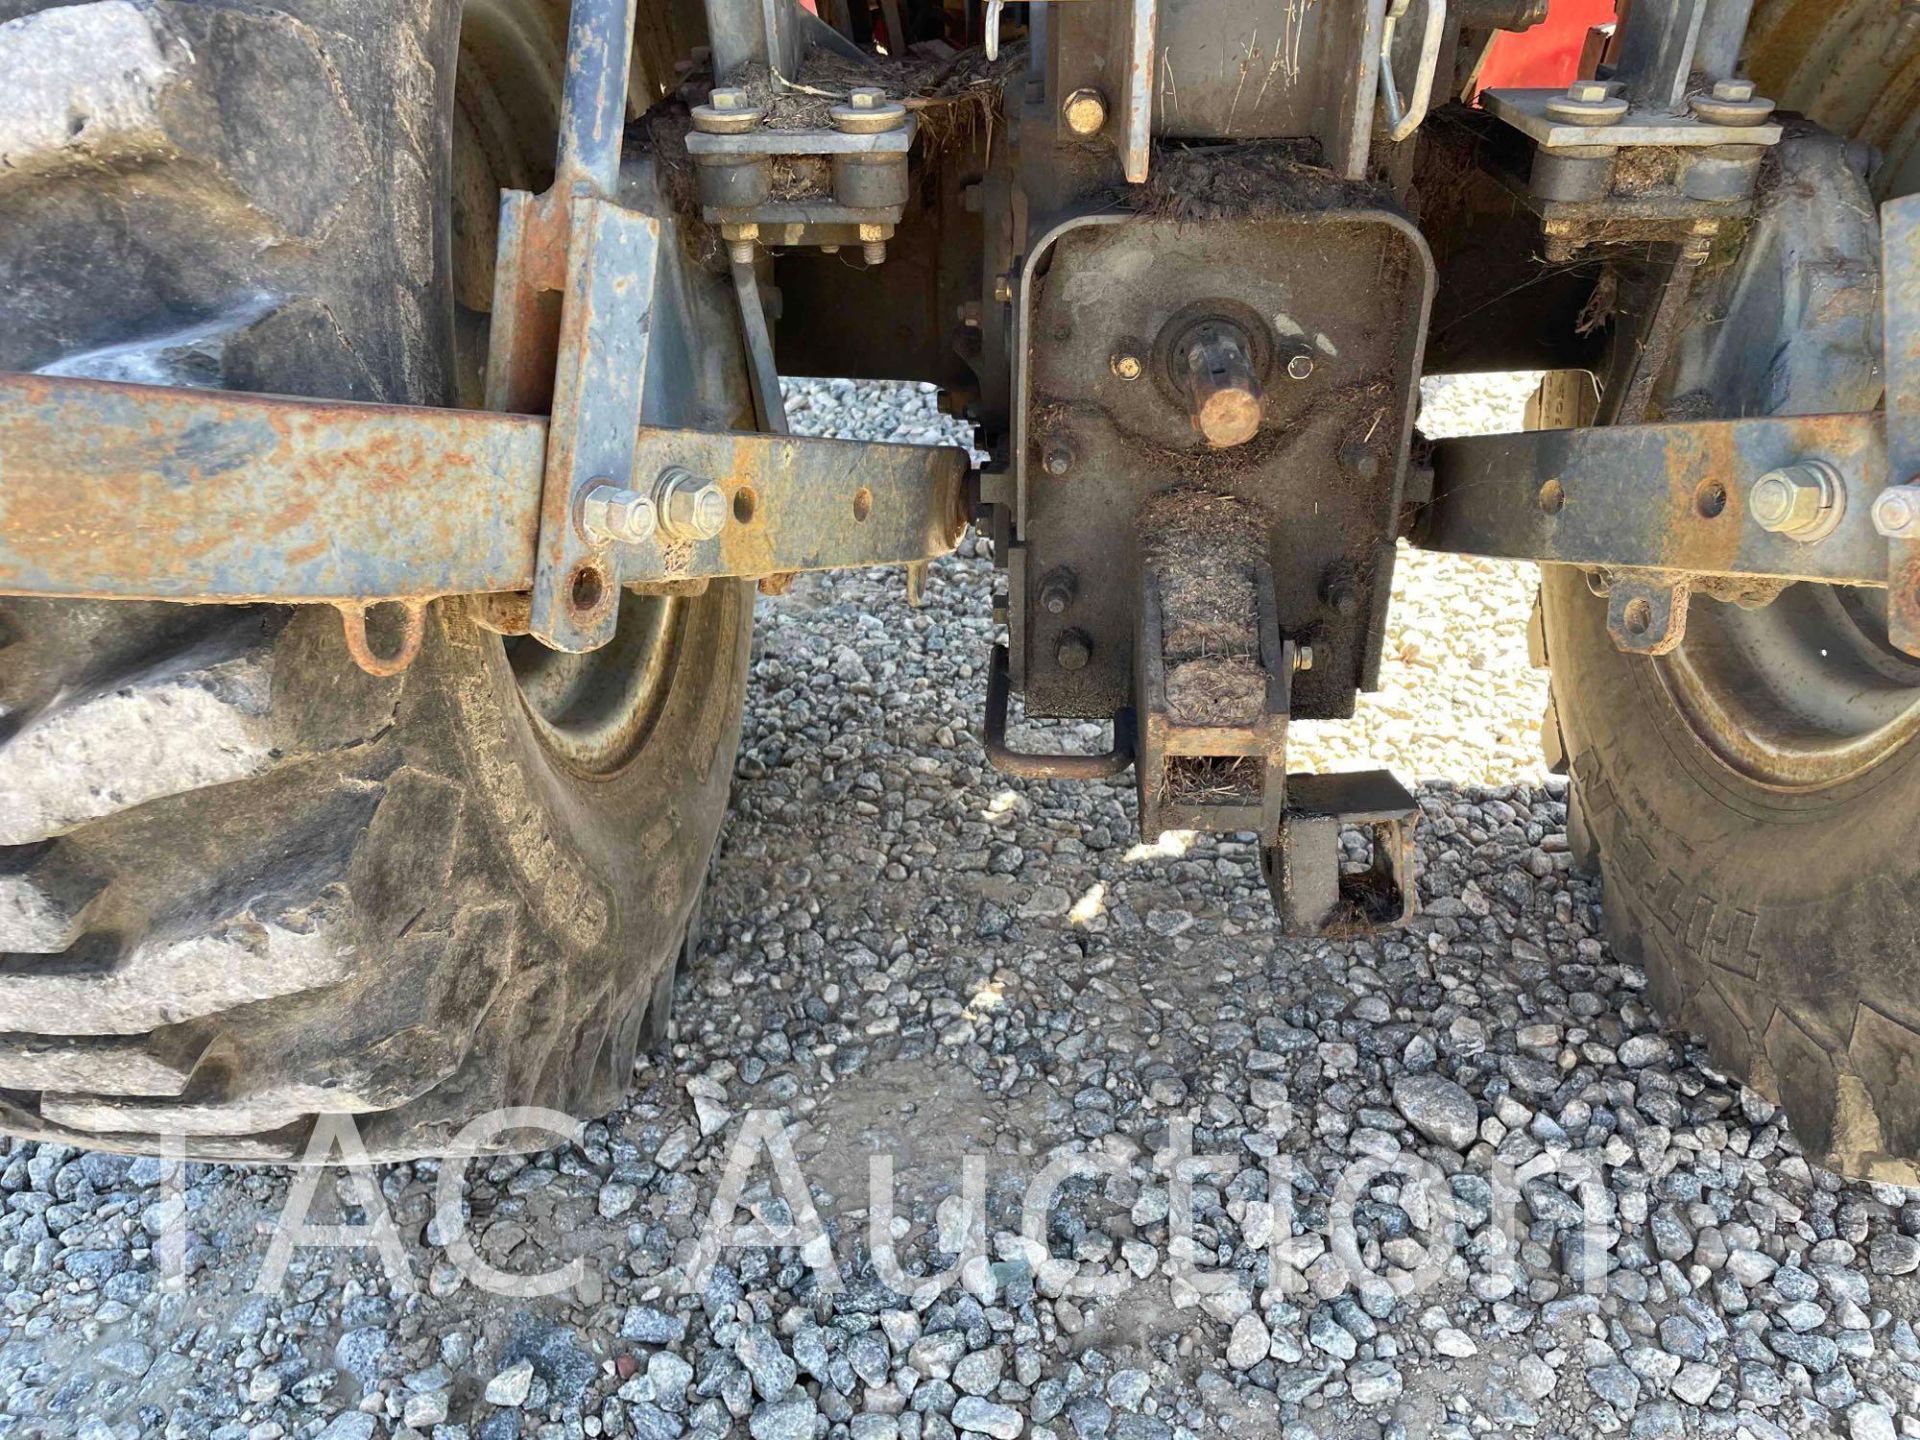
left=1480, top=87, right=1781, bottom=150
left=522, top=200, right=663, bottom=651
left=982, top=644, right=1137, bottom=780
left=1268, top=771, right=1420, bottom=936
left=1134, top=534, right=1292, bottom=844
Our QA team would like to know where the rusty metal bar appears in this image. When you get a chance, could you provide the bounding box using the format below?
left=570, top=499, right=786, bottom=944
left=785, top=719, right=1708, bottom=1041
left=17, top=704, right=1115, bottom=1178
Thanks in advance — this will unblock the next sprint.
left=0, top=374, right=546, bottom=602
left=555, top=0, right=638, bottom=197
left=1878, top=195, right=1920, bottom=654
left=1421, top=411, right=1889, bottom=586
left=0, top=371, right=969, bottom=602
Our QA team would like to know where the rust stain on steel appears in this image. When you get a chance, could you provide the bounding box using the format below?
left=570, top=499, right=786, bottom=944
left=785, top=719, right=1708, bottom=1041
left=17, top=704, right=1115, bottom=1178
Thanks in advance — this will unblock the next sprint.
left=0, top=372, right=545, bottom=602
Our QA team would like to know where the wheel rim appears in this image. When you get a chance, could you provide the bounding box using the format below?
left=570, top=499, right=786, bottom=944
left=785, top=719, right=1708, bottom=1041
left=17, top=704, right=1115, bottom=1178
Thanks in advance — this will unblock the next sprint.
left=454, top=0, right=684, bottom=776
left=1659, top=586, right=1920, bottom=790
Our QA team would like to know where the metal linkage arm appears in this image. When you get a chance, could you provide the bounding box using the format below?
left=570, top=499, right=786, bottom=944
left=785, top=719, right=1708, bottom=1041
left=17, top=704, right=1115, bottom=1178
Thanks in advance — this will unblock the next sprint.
left=1420, top=411, right=1890, bottom=588
left=0, top=372, right=969, bottom=603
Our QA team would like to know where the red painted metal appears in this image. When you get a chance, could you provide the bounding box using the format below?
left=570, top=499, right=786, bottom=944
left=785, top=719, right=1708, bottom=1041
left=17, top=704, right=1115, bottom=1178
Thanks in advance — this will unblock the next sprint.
left=1476, top=0, right=1617, bottom=93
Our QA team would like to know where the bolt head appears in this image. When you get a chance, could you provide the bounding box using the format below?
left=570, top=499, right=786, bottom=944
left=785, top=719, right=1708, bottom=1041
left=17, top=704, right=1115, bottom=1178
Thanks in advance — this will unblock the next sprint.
left=1056, top=631, right=1093, bottom=671
left=655, top=469, right=728, bottom=542
left=849, top=86, right=884, bottom=109
left=993, top=275, right=1013, bottom=305
left=581, top=484, right=658, bottom=546
left=1874, top=486, right=1920, bottom=538
left=711, top=87, right=750, bottom=110
left=1546, top=81, right=1629, bottom=125
left=1710, top=78, right=1756, bottom=102
left=1043, top=445, right=1072, bottom=477
left=1062, top=88, right=1108, bottom=137
left=1111, top=353, right=1143, bottom=381
left=1751, top=462, right=1843, bottom=540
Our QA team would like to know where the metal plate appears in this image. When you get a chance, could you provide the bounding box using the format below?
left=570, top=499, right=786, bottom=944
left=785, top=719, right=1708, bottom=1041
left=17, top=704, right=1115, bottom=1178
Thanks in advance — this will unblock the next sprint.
left=1482, top=88, right=1781, bottom=149
left=1050, top=0, right=1387, bottom=179
left=1016, top=208, right=1433, bottom=721
left=1423, top=411, right=1889, bottom=585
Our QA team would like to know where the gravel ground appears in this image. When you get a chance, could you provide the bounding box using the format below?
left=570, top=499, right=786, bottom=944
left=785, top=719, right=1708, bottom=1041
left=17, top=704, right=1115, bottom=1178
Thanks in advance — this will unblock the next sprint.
left=4, top=375, right=1919, bottom=1440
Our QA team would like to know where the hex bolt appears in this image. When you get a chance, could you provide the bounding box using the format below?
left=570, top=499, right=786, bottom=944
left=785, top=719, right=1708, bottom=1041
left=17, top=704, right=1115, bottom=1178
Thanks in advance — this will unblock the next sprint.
left=692, top=86, right=764, bottom=134
left=654, top=467, right=727, bottom=542
left=1545, top=78, right=1628, bottom=126
left=831, top=86, right=907, bottom=134
left=1749, top=461, right=1844, bottom=541
left=1110, top=352, right=1143, bottom=380
left=1322, top=572, right=1361, bottom=617
left=1286, top=353, right=1315, bottom=381
left=1038, top=568, right=1077, bottom=614
left=1690, top=76, right=1776, bottom=126
left=1293, top=644, right=1315, bottom=673
left=1337, top=439, right=1382, bottom=482
left=580, top=482, right=658, bottom=546
left=1873, top=485, right=1920, bottom=539
left=993, top=274, right=1014, bottom=305
left=1061, top=88, right=1109, bottom=137
left=1056, top=629, right=1093, bottom=671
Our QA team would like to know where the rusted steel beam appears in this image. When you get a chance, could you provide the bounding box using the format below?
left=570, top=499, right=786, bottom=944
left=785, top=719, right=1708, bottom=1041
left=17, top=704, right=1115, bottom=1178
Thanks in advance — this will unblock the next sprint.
left=1877, top=195, right=1920, bottom=654
left=0, top=373, right=546, bottom=603
left=1421, top=411, right=1889, bottom=586
left=0, top=372, right=969, bottom=602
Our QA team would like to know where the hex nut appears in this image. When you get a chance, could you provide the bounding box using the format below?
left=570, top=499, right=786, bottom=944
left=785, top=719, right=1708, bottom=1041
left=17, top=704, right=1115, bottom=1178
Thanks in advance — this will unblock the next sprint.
left=691, top=86, right=763, bottom=134
left=1545, top=80, right=1628, bottom=126
left=1690, top=77, right=1775, bottom=126
left=1062, top=88, right=1108, bottom=137
left=1873, top=485, right=1920, bottom=540
left=831, top=87, right=906, bottom=134
left=580, top=484, right=658, bottom=546
left=654, top=469, right=727, bottom=542
left=1749, top=461, right=1843, bottom=541
left=1038, top=569, right=1077, bottom=614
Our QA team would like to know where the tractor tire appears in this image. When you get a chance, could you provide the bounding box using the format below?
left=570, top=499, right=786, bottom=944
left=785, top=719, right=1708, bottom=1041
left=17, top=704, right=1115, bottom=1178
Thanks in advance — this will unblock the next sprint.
left=0, top=0, right=752, bottom=1160
left=1540, top=0, right=1920, bottom=1181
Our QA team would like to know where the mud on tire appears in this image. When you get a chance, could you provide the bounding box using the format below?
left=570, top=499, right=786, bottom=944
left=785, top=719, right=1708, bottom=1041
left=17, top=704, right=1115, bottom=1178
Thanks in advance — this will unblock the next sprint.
left=0, top=0, right=750, bottom=1160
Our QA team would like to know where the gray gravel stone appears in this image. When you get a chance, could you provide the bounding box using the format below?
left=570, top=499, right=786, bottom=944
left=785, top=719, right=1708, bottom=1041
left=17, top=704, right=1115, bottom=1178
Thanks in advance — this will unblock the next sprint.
left=1390, top=1073, right=1479, bottom=1150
